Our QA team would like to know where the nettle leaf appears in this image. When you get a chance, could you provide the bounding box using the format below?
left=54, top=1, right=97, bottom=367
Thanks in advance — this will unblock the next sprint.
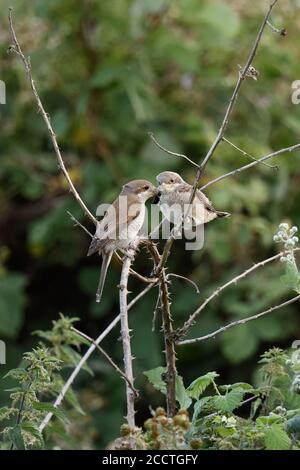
left=212, top=388, right=245, bottom=413
left=264, top=424, right=292, bottom=450
left=9, top=425, right=25, bottom=450
left=20, top=422, right=44, bottom=448
left=144, top=367, right=191, bottom=408
left=175, top=376, right=192, bottom=410
left=281, top=259, right=300, bottom=293
left=144, top=367, right=166, bottom=394
left=187, top=371, right=219, bottom=400
left=32, top=402, right=69, bottom=424
left=192, top=397, right=213, bottom=422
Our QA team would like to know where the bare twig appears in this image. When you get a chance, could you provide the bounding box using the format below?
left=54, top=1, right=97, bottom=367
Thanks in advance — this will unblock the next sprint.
left=167, top=273, right=200, bottom=294
left=152, top=290, right=162, bottom=332
left=175, top=248, right=300, bottom=341
left=71, top=327, right=138, bottom=397
left=145, top=241, right=177, bottom=416
left=8, top=8, right=97, bottom=226
left=119, top=250, right=136, bottom=429
left=38, top=283, right=153, bottom=433
left=267, top=20, right=287, bottom=36
left=146, top=2, right=279, bottom=279
left=178, top=295, right=300, bottom=346
left=199, top=0, right=279, bottom=174
left=222, top=137, right=278, bottom=169
left=67, top=211, right=93, bottom=238
left=149, top=132, right=199, bottom=169
left=200, top=142, right=300, bottom=191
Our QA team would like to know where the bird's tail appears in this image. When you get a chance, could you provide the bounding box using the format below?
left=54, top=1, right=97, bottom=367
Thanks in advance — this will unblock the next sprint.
left=96, top=252, right=113, bottom=303
left=216, top=211, right=231, bottom=218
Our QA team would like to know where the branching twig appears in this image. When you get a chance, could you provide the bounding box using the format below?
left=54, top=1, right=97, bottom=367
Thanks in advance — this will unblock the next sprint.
left=149, top=1, right=279, bottom=275
left=149, top=132, right=199, bottom=169
left=200, top=142, right=300, bottom=191
left=267, top=20, right=287, bottom=36
left=38, top=283, right=153, bottom=433
left=8, top=8, right=97, bottom=226
left=167, top=273, right=200, bottom=294
left=222, top=137, right=278, bottom=169
left=71, top=327, right=138, bottom=397
left=144, top=240, right=177, bottom=416
left=175, top=248, right=300, bottom=341
left=178, top=295, right=300, bottom=346
left=119, top=249, right=136, bottom=429
left=198, top=0, right=279, bottom=174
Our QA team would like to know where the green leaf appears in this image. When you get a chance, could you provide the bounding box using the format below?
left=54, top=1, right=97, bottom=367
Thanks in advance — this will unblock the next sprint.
left=9, top=425, right=25, bottom=450
left=144, top=367, right=192, bottom=408
left=212, top=388, right=245, bottom=413
left=264, top=424, right=292, bottom=450
left=175, top=375, right=192, bottom=409
left=144, top=367, right=167, bottom=394
left=20, top=422, right=44, bottom=448
left=287, top=415, right=300, bottom=435
left=32, top=402, right=69, bottom=424
left=187, top=371, right=219, bottom=400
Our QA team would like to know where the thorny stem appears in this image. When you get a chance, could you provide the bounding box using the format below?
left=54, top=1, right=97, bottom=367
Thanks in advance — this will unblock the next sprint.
left=119, top=250, right=136, bottom=429
left=175, top=248, right=300, bottom=341
left=71, top=327, right=138, bottom=397
left=8, top=9, right=97, bottom=226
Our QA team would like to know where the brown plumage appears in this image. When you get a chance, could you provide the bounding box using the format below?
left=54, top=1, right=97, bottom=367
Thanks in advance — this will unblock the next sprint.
left=88, top=179, right=156, bottom=302
left=156, top=171, right=230, bottom=226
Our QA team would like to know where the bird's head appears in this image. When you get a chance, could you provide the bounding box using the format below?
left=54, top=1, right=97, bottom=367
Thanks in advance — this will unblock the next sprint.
left=122, top=179, right=157, bottom=202
left=156, top=171, right=184, bottom=193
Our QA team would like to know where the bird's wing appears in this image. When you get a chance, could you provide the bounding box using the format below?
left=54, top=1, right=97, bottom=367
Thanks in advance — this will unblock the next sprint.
left=195, top=189, right=216, bottom=213
left=87, top=195, right=142, bottom=256
left=175, top=183, right=216, bottom=212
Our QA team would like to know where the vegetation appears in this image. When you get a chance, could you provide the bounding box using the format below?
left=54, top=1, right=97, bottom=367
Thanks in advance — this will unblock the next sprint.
left=1, top=0, right=300, bottom=450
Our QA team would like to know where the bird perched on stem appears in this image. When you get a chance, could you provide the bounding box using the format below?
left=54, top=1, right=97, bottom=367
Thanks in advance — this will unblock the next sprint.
left=87, top=180, right=157, bottom=303
left=156, top=171, right=230, bottom=228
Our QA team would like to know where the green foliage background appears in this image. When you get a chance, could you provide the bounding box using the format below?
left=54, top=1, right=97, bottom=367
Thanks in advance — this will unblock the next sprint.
left=0, top=0, right=300, bottom=449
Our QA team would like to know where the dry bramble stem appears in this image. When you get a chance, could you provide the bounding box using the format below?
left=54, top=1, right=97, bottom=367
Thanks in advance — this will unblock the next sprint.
left=38, top=283, right=154, bottom=432
left=8, top=8, right=97, bottom=226
left=119, top=250, right=136, bottom=428
left=71, top=327, right=138, bottom=397
left=178, top=295, right=300, bottom=346
left=175, top=248, right=300, bottom=341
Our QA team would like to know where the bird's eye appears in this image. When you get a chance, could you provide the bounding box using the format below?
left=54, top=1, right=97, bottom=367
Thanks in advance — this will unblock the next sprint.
left=170, top=178, right=174, bottom=183
left=144, top=185, right=150, bottom=190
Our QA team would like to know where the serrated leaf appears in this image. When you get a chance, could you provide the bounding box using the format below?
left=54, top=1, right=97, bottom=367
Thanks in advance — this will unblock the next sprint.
left=192, top=397, right=212, bottom=422
left=9, top=425, right=25, bottom=450
left=187, top=371, right=219, bottom=399
left=144, top=367, right=192, bottom=408
left=264, top=424, right=291, bottom=450
left=212, top=388, right=245, bottom=413
left=32, top=402, right=69, bottom=424
left=144, top=367, right=167, bottom=394
left=20, top=422, right=44, bottom=448
left=175, top=375, right=192, bottom=409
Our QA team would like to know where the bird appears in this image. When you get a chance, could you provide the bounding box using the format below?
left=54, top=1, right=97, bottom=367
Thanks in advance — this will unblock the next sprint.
left=87, top=179, right=157, bottom=303
left=156, top=171, right=230, bottom=228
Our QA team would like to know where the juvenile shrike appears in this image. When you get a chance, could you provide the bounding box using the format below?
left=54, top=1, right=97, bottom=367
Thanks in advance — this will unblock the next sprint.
left=88, top=179, right=156, bottom=303
left=156, top=171, right=230, bottom=227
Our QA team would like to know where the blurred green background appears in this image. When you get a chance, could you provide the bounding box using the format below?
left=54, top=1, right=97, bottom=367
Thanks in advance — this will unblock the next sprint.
left=1, top=0, right=300, bottom=449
